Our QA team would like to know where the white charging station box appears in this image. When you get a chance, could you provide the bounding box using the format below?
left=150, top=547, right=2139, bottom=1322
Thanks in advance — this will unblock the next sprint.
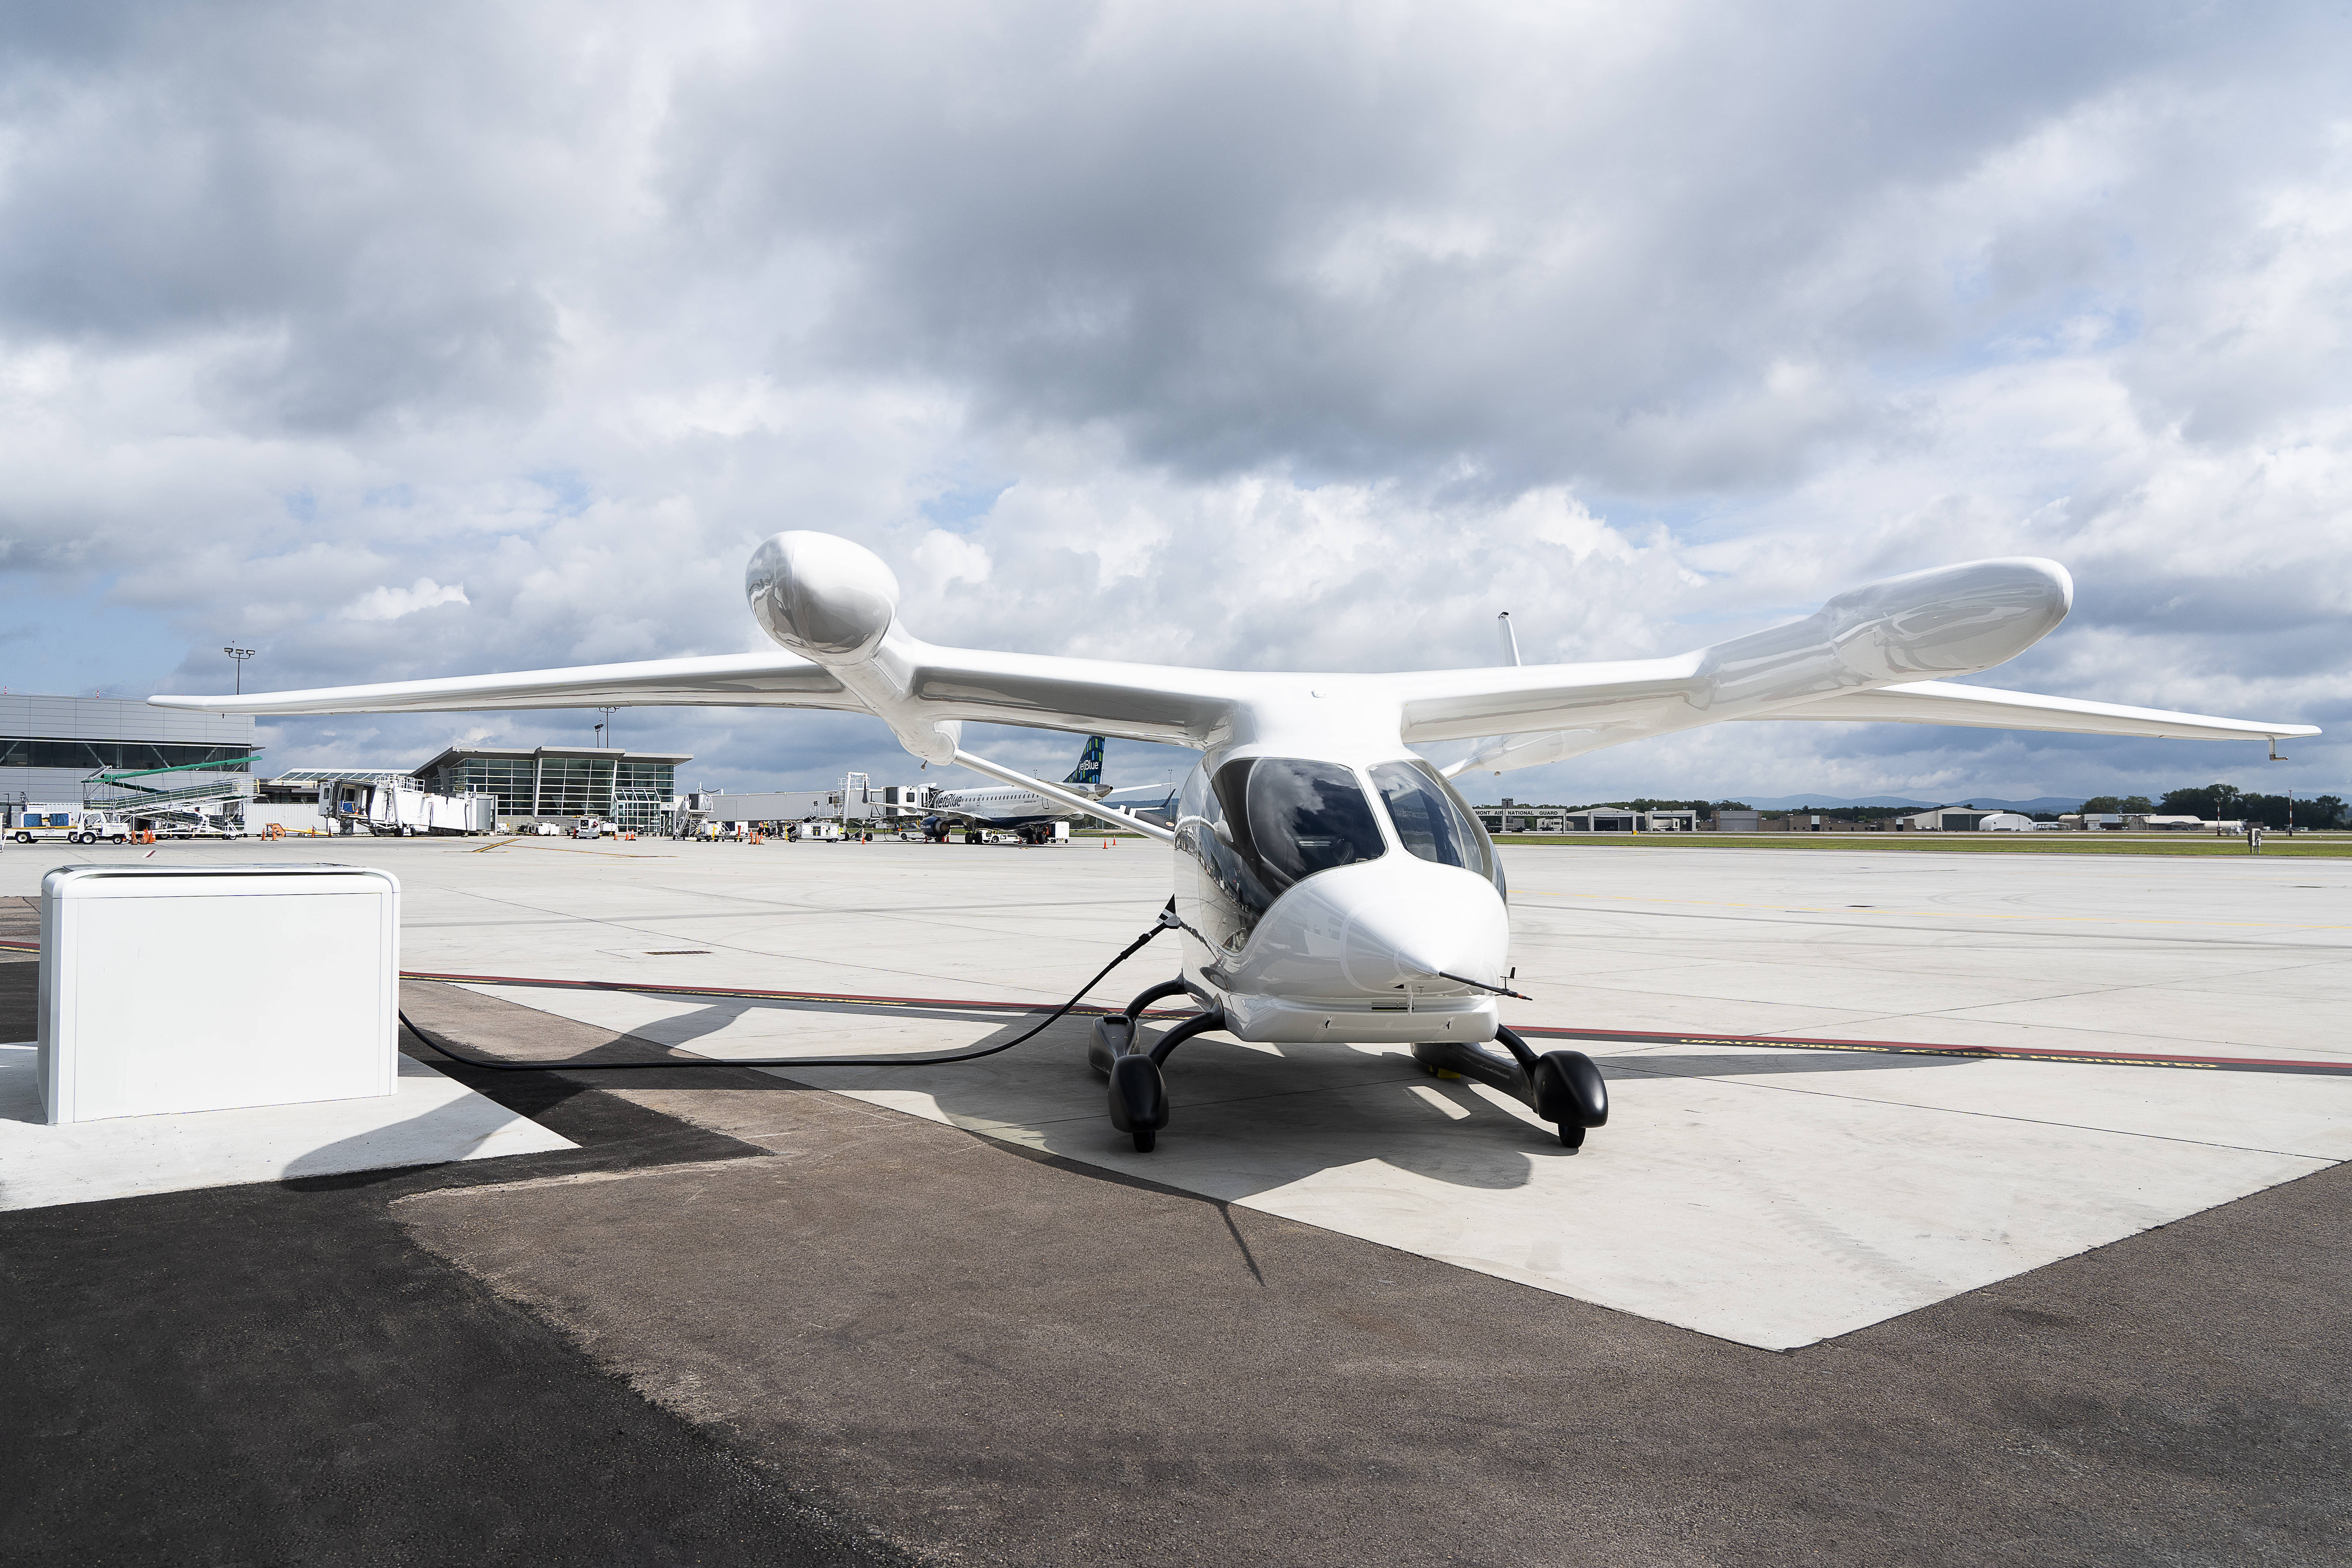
left=38, top=864, right=401, bottom=1125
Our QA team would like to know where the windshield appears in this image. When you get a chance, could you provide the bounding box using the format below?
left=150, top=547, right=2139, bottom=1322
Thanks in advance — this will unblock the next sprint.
left=1370, top=759, right=1506, bottom=897
left=1215, top=757, right=1387, bottom=896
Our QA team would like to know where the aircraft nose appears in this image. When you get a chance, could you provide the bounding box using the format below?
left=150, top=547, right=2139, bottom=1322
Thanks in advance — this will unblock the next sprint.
left=1337, top=867, right=1511, bottom=993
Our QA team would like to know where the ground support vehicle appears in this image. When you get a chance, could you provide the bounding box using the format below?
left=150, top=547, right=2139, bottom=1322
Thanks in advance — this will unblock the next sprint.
left=11, top=807, right=133, bottom=846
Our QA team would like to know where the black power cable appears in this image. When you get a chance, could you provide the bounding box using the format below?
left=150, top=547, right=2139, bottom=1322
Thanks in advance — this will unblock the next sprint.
left=399, top=902, right=1181, bottom=1073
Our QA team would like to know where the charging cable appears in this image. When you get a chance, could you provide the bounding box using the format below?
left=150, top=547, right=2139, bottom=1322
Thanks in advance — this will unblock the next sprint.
left=400, top=903, right=1181, bottom=1073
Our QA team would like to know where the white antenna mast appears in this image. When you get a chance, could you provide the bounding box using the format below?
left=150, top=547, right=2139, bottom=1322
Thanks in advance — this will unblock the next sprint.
left=1497, top=611, right=1522, bottom=667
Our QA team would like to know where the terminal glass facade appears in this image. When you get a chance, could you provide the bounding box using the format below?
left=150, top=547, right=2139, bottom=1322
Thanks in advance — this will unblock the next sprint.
left=0, top=739, right=255, bottom=773
left=426, top=754, right=537, bottom=816
left=611, top=758, right=675, bottom=832
left=532, top=756, right=606, bottom=818
left=415, top=748, right=683, bottom=822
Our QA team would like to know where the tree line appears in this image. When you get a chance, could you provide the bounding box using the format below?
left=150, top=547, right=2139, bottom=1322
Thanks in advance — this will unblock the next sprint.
left=1514, top=787, right=2347, bottom=829
left=2081, top=784, right=2345, bottom=829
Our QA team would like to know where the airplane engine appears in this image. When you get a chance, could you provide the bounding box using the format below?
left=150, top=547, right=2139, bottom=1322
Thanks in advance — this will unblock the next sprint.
left=745, top=531, right=900, bottom=662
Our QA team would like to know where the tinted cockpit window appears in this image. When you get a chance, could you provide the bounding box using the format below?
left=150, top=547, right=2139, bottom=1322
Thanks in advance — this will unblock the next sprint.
left=1213, top=757, right=1387, bottom=897
left=1371, top=759, right=1505, bottom=896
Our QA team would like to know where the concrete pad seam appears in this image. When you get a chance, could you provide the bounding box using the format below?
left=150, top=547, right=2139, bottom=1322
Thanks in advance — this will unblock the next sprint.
left=1516, top=889, right=2352, bottom=934
left=1875, top=961, right=2351, bottom=1016
left=1598, top=1058, right=2345, bottom=1162
left=1759, top=998, right=2345, bottom=1057
left=1506, top=906, right=2352, bottom=951
left=638, top=881, right=1158, bottom=917
left=428, top=881, right=1162, bottom=1003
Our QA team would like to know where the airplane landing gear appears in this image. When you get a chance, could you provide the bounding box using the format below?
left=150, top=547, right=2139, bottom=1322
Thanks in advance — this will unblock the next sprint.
left=1091, top=978, right=1219, bottom=1151
left=1413, top=1027, right=1607, bottom=1149
left=1106, top=1055, right=1166, bottom=1151
left=1085, top=983, right=1607, bottom=1154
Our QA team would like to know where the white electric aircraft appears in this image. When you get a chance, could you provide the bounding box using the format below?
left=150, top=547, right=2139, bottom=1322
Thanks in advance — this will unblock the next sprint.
left=155, top=532, right=2318, bottom=1152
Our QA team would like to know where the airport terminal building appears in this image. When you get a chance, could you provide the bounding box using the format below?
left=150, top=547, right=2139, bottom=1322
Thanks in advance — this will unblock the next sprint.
left=1, top=693, right=258, bottom=811
left=0, top=695, right=686, bottom=836
left=412, top=745, right=688, bottom=833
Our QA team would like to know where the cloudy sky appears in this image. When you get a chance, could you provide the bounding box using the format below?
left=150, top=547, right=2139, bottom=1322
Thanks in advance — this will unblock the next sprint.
left=3, top=1, right=2346, bottom=806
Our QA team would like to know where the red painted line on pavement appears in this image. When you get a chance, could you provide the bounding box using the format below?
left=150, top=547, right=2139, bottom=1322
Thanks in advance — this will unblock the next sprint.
left=6, top=942, right=2341, bottom=1076
left=1511, top=1024, right=2352, bottom=1076
left=407, top=968, right=2352, bottom=1077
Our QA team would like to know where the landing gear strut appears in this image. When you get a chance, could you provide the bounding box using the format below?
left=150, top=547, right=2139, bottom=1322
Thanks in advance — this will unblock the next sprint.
left=1413, top=1027, right=1607, bottom=1148
left=1089, top=979, right=1222, bottom=1152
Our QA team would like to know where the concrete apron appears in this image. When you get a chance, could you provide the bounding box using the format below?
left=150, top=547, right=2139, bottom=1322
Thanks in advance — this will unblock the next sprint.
left=426, top=840, right=2352, bottom=1351
left=7, top=837, right=2344, bottom=1350
left=457, top=978, right=2350, bottom=1351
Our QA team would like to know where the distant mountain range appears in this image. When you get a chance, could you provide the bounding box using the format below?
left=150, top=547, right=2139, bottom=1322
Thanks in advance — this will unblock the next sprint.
left=1738, top=795, right=2082, bottom=813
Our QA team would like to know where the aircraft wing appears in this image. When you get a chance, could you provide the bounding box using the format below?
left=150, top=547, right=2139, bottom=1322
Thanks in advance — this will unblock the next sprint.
left=890, top=642, right=1251, bottom=746
left=146, top=652, right=862, bottom=716
left=1393, top=659, right=1697, bottom=746
left=1745, top=681, right=2319, bottom=742
left=150, top=544, right=2315, bottom=763
left=149, top=637, right=1256, bottom=751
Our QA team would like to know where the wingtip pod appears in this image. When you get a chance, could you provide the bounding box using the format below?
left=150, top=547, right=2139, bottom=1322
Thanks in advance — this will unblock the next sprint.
left=1814, top=556, right=2073, bottom=682
left=746, top=532, right=900, bottom=664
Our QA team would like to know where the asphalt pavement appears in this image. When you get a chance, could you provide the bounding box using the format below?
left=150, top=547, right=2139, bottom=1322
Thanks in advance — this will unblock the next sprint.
left=4, top=958, right=2346, bottom=1566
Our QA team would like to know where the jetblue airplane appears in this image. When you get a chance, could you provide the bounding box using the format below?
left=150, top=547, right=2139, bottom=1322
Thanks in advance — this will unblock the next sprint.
left=926, top=736, right=1114, bottom=842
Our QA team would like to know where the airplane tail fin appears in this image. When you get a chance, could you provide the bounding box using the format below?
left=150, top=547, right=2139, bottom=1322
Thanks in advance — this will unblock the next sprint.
left=1062, top=735, right=1106, bottom=786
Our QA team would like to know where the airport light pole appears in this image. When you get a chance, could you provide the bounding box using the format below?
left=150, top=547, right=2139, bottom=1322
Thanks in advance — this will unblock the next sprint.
left=223, top=647, right=254, bottom=695
left=596, top=706, right=617, bottom=750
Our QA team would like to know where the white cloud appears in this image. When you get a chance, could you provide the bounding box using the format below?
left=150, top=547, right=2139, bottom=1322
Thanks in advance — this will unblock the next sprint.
left=339, top=578, right=471, bottom=622
left=0, top=2, right=2345, bottom=804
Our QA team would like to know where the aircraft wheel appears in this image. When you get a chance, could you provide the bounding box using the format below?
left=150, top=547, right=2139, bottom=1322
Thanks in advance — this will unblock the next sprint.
left=1106, top=1052, right=1168, bottom=1146
left=1530, top=1049, right=1608, bottom=1136
left=1132, top=1128, right=1156, bottom=1153
left=1559, top=1124, right=1586, bottom=1149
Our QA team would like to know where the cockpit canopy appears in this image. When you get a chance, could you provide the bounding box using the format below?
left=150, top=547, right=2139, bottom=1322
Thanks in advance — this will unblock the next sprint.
left=1216, top=758, right=1385, bottom=894
left=1178, top=754, right=1503, bottom=954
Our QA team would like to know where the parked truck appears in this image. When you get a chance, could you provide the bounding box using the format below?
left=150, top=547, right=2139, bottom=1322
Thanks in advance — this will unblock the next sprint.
left=11, top=805, right=134, bottom=846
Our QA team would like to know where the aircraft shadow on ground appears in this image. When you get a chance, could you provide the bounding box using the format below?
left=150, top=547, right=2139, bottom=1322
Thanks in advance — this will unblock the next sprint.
left=570, top=996, right=1981, bottom=1197
left=579, top=993, right=1016, bottom=1052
